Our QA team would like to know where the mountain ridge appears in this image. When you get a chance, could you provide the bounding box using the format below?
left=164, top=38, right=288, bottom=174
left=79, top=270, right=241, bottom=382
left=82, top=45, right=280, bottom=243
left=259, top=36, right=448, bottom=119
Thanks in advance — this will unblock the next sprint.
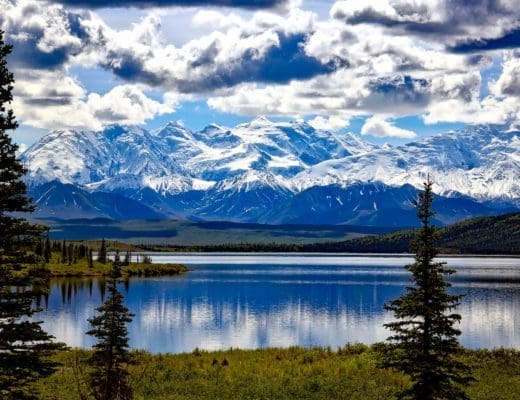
left=21, top=119, right=520, bottom=226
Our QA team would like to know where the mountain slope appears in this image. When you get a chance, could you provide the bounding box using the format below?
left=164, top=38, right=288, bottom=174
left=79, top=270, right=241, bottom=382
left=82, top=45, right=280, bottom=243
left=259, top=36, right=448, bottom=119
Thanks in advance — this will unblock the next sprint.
left=29, top=181, right=164, bottom=220
left=21, top=120, right=520, bottom=225
left=306, top=212, right=520, bottom=254
left=294, top=125, right=520, bottom=202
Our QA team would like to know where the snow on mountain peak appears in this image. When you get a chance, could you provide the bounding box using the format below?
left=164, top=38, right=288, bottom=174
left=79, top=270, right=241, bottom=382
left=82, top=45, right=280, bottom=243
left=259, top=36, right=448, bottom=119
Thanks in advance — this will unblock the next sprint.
left=20, top=120, right=520, bottom=223
left=247, top=116, right=273, bottom=127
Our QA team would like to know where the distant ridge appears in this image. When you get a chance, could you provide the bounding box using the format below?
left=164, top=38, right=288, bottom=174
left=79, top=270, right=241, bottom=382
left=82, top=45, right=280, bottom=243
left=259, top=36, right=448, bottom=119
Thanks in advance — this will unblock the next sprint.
left=307, top=212, right=520, bottom=254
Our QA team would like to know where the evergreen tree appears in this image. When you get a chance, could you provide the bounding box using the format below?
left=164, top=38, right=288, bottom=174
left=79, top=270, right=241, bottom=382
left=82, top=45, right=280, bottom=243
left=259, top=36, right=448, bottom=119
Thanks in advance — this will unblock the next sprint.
left=88, top=248, right=94, bottom=268
left=382, top=177, right=473, bottom=399
left=68, top=242, right=74, bottom=266
left=87, top=257, right=134, bottom=400
left=0, top=29, right=65, bottom=399
left=61, top=239, right=67, bottom=264
left=98, top=238, right=107, bottom=264
left=44, top=234, right=51, bottom=264
left=34, top=239, right=43, bottom=257
left=123, top=251, right=131, bottom=266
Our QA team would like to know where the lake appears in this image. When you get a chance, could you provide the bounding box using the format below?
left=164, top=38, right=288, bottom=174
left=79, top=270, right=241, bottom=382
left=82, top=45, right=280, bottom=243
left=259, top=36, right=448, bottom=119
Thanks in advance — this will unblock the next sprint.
left=39, top=253, right=520, bottom=353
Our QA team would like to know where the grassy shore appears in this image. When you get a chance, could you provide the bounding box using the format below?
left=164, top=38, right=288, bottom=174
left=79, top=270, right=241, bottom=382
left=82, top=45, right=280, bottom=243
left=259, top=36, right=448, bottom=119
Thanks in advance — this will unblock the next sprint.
left=35, top=345, right=520, bottom=400
left=37, top=256, right=188, bottom=278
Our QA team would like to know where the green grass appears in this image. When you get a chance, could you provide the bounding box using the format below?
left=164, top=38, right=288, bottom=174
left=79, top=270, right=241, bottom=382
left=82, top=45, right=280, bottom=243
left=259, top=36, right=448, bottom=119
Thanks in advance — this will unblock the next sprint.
left=37, top=253, right=187, bottom=278
left=34, top=345, right=520, bottom=400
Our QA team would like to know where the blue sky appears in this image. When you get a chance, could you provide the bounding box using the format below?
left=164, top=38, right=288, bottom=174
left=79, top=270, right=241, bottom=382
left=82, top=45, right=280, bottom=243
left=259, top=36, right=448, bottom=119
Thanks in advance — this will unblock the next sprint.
left=1, top=0, right=519, bottom=148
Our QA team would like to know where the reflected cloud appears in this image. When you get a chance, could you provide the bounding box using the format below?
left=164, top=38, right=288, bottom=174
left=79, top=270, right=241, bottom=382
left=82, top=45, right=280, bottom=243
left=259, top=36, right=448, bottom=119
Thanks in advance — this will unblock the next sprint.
left=36, top=256, right=520, bottom=352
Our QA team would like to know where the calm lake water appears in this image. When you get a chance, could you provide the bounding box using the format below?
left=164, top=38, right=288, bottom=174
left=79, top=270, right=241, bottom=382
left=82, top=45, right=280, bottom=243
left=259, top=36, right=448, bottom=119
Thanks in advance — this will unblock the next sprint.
left=39, top=253, right=520, bottom=353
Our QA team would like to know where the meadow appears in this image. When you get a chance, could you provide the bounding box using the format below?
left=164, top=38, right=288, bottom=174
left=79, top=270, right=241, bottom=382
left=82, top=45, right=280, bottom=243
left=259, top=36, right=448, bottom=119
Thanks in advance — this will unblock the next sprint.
left=36, top=345, right=520, bottom=400
left=34, top=252, right=187, bottom=278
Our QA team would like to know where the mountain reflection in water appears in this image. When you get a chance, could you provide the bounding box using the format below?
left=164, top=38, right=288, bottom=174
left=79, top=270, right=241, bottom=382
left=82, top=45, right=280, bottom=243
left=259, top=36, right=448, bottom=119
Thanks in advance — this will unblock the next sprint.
left=38, top=254, right=520, bottom=353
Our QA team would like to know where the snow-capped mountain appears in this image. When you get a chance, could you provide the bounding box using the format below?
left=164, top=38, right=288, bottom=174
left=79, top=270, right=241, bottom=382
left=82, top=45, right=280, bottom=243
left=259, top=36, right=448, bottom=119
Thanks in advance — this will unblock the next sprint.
left=20, top=118, right=520, bottom=226
left=294, top=125, right=520, bottom=202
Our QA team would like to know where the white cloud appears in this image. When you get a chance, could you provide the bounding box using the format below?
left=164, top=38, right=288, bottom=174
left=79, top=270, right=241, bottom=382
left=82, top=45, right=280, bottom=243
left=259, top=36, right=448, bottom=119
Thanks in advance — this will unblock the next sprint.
left=491, top=52, right=520, bottom=97
left=13, top=69, right=176, bottom=130
left=192, top=10, right=243, bottom=30
left=307, top=115, right=350, bottom=131
left=86, top=85, right=175, bottom=125
left=360, top=116, right=416, bottom=138
left=16, top=143, right=27, bottom=155
left=330, top=0, right=520, bottom=46
left=2, top=0, right=520, bottom=131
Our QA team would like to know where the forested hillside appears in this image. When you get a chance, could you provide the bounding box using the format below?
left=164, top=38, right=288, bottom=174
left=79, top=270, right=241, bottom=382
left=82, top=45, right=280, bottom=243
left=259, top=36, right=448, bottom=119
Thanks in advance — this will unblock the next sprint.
left=311, top=212, right=520, bottom=254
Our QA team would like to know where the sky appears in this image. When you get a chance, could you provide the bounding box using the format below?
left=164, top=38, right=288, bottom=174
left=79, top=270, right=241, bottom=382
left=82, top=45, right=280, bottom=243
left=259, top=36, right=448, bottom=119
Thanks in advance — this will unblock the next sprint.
left=1, top=0, right=519, bottom=149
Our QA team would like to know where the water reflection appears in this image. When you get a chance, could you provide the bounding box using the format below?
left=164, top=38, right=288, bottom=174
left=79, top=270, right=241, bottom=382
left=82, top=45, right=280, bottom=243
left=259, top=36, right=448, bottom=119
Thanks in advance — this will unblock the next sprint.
left=39, top=255, right=520, bottom=352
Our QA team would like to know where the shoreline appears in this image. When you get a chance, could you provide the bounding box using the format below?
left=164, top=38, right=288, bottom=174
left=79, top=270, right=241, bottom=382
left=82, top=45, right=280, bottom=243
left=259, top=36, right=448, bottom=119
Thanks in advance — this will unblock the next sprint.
left=43, top=262, right=189, bottom=278
left=111, top=250, right=520, bottom=257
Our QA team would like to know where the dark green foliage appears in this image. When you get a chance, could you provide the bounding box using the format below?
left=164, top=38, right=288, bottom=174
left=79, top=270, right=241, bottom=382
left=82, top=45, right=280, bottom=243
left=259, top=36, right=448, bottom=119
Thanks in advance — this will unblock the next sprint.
left=98, top=238, right=108, bottom=264
left=330, top=212, right=520, bottom=254
left=382, top=178, right=473, bottom=399
left=44, top=234, right=51, bottom=263
left=89, top=248, right=94, bottom=268
left=34, top=239, right=43, bottom=257
left=0, top=265, right=66, bottom=399
left=0, top=29, right=65, bottom=399
left=140, top=254, right=152, bottom=264
left=123, top=251, right=131, bottom=266
left=68, top=242, right=74, bottom=266
left=87, top=258, right=134, bottom=400
left=61, top=240, right=67, bottom=264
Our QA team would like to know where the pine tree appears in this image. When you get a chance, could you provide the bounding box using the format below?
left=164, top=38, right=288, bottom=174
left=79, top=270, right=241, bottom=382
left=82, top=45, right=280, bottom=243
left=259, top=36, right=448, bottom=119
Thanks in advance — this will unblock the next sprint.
left=34, top=239, right=43, bottom=257
left=88, top=248, right=94, bottom=268
left=61, top=239, right=67, bottom=264
left=98, top=238, right=107, bottom=264
left=68, top=242, right=74, bottom=266
left=0, top=29, right=66, bottom=399
left=123, top=251, right=131, bottom=266
left=87, top=257, right=134, bottom=400
left=382, top=177, right=473, bottom=399
left=44, top=234, right=51, bottom=263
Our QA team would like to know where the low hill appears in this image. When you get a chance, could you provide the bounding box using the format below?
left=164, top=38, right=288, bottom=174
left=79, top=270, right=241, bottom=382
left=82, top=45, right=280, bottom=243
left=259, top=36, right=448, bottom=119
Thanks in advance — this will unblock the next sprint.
left=40, top=218, right=393, bottom=245
left=306, top=212, right=520, bottom=254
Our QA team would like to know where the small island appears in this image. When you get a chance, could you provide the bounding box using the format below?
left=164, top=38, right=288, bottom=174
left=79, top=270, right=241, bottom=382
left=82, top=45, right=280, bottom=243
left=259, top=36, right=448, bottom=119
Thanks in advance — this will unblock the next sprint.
left=32, top=239, right=188, bottom=278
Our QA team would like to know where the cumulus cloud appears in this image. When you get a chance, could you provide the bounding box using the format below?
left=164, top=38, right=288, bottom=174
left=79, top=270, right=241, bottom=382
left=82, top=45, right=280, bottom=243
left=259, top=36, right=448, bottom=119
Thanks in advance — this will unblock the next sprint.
left=491, top=53, right=520, bottom=97
left=451, top=28, right=520, bottom=53
left=1, top=0, right=86, bottom=69
left=16, top=143, right=27, bottom=155
left=307, top=116, right=350, bottom=131
left=207, top=68, right=481, bottom=119
left=13, top=69, right=176, bottom=130
left=87, top=85, right=175, bottom=124
left=2, top=0, right=520, bottom=131
left=89, top=9, right=345, bottom=93
left=331, top=0, right=520, bottom=54
left=360, top=116, right=416, bottom=138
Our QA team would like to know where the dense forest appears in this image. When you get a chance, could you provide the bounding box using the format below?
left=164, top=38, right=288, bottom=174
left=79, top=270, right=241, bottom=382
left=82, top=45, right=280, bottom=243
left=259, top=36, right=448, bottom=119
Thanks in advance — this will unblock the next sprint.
left=329, top=212, right=520, bottom=254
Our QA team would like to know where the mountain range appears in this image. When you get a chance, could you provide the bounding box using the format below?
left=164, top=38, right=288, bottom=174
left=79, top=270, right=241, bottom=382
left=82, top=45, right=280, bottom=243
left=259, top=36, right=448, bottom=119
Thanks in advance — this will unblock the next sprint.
left=21, top=118, right=520, bottom=227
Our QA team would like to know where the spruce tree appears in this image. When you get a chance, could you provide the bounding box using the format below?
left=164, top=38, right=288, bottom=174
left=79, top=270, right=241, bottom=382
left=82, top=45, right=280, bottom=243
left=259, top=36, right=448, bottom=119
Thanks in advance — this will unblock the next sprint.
left=88, top=248, right=94, bottom=268
left=382, top=177, right=473, bottom=399
left=44, top=234, right=51, bottom=263
left=87, top=256, right=134, bottom=400
left=98, top=238, right=107, bottom=264
left=0, top=29, right=65, bottom=399
left=61, top=239, right=67, bottom=264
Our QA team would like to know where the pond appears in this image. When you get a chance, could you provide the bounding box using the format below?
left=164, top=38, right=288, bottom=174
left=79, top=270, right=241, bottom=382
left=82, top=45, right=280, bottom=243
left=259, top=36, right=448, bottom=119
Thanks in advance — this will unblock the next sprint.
left=39, top=253, right=520, bottom=353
